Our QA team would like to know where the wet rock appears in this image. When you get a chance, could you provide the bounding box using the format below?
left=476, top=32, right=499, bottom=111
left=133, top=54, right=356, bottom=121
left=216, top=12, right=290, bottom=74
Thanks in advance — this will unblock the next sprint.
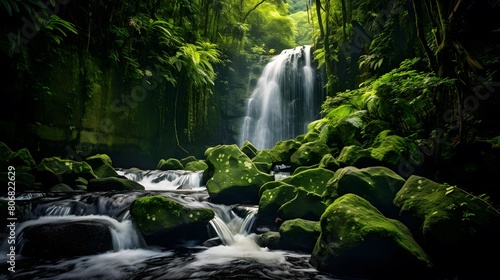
left=290, top=141, right=329, bottom=167
left=130, top=195, right=214, bottom=246
left=240, top=141, right=258, bottom=159
left=49, top=183, right=74, bottom=192
left=86, top=154, right=119, bottom=178
left=87, top=177, right=145, bottom=191
left=204, top=144, right=273, bottom=204
left=279, top=219, right=320, bottom=253
left=394, top=175, right=500, bottom=277
left=157, top=158, right=184, bottom=170
left=20, top=220, right=113, bottom=258
left=310, top=193, right=432, bottom=279
left=184, top=160, right=208, bottom=172
left=258, top=231, right=281, bottom=249
left=258, top=184, right=297, bottom=228
left=33, top=157, right=97, bottom=188
left=277, top=188, right=327, bottom=221
left=328, top=166, right=405, bottom=217
left=281, top=167, right=335, bottom=196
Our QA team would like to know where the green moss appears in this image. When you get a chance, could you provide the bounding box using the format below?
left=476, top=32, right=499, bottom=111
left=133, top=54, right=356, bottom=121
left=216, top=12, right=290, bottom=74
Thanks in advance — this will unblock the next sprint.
left=184, top=160, right=208, bottom=171
left=279, top=218, right=320, bottom=252
left=157, top=158, right=184, bottom=170
left=282, top=167, right=335, bottom=196
left=311, top=193, right=432, bottom=279
left=270, top=139, right=301, bottom=163
left=130, top=195, right=214, bottom=234
left=290, top=141, right=329, bottom=167
left=258, top=185, right=297, bottom=226
left=277, top=188, right=328, bottom=221
left=259, top=181, right=295, bottom=197
left=240, top=141, right=258, bottom=159
left=319, top=154, right=340, bottom=172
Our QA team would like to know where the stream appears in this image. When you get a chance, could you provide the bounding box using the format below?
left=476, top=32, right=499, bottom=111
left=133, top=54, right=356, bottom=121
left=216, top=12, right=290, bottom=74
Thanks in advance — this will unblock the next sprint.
left=0, top=169, right=339, bottom=280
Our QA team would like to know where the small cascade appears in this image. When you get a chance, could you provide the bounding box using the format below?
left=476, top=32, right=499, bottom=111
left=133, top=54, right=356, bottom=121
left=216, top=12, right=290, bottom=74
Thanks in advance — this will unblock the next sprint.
left=117, top=168, right=204, bottom=191
left=207, top=204, right=258, bottom=246
left=239, top=45, right=321, bottom=150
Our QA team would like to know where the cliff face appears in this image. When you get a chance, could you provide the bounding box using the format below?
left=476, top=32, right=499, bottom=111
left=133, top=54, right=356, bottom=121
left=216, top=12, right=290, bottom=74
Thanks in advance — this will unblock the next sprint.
left=0, top=48, right=257, bottom=168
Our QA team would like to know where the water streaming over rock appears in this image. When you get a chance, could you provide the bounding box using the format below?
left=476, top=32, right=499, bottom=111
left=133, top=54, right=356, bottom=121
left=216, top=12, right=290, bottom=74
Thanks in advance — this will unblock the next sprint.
left=1, top=169, right=338, bottom=279
left=239, top=45, right=322, bottom=150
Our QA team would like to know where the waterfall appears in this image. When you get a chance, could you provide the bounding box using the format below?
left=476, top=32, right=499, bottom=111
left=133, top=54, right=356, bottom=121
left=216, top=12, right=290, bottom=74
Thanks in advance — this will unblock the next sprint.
left=239, top=45, right=320, bottom=150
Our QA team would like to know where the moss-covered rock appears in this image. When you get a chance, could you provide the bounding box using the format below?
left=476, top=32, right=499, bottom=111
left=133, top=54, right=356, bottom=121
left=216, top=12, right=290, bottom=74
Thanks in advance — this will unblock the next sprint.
left=337, top=145, right=377, bottom=167
left=87, top=177, right=145, bottom=191
left=370, top=135, right=419, bottom=166
left=259, top=180, right=295, bottom=197
left=251, top=149, right=275, bottom=164
left=34, top=157, right=97, bottom=187
left=291, top=164, right=320, bottom=175
left=394, top=175, right=500, bottom=276
left=86, top=154, right=119, bottom=178
left=270, top=139, right=301, bottom=163
left=277, top=188, right=327, bottom=221
left=253, top=162, right=272, bottom=173
left=205, top=144, right=274, bottom=204
left=310, top=193, right=432, bottom=279
left=279, top=218, right=320, bottom=252
left=330, top=166, right=405, bottom=217
left=180, top=156, right=197, bottom=167
left=157, top=158, right=184, bottom=170
left=184, top=160, right=209, bottom=171
left=240, top=141, right=258, bottom=159
left=281, top=167, right=335, bottom=196
left=8, top=148, right=36, bottom=169
left=258, top=184, right=297, bottom=227
left=86, top=154, right=113, bottom=167
left=49, top=183, right=74, bottom=192
left=257, top=231, right=281, bottom=249
left=290, top=141, right=329, bottom=167
left=130, top=195, right=214, bottom=245
left=318, top=154, right=340, bottom=172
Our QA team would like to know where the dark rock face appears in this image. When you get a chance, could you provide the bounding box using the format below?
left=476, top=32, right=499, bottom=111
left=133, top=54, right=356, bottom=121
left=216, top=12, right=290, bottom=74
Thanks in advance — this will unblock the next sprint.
left=19, top=220, right=113, bottom=258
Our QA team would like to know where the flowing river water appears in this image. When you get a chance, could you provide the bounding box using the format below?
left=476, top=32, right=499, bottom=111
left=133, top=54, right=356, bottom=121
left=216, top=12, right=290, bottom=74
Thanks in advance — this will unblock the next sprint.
left=0, top=169, right=340, bottom=280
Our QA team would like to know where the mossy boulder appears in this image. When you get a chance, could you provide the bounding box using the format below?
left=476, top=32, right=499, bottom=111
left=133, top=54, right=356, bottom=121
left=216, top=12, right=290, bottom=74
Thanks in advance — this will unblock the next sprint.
left=49, top=183, right=74, bottom=192
left=34, top=157, right=97, bottom=187
left=279, top=219, right=320, bottom=252
left=337, top=145, right=377, bottom=167
left=184, top=160, right=208, bottom=171
left=130, top=195, right=214, bottom=245
left=281, top=167, right=335, bottom=196
left=157, top=158, right=184, bottom=170
left=8, top=148, right=36, bottom=170
left=87, top=177, right=145, bottom=191
left=86, top=154, right=113, bottom=167
left=205, top=144, right=274, bottom=204
left=319, top=154, right=340, bottom=172
left=310, top=193, right=432, bottom=279
left=291, top=164, right=320, bottom=175
left=258, top=184, right=297, bottom=227
left=240, top=141, right=258, bottom=159
left=290, top=141, right=329, bottom=167
left=329, top=166, right=405, bottom=217
left=270, top=139, right=301, bottom=163
left=180, top=156, right=197, bottom=167
left=253, top=162, right=272, bottom=173
left=277, top=188, right=327, bottom=221
left=394, top=175, right=500, bottom=276
left=259, top=180, right=295, bottom=197
left=257, top=231, right=281, bottom=249
left=370, top=135, right=419, bottom=167
left=251, top=149, right=275, bottom=164
left=86, top=154, right=118, bottom=178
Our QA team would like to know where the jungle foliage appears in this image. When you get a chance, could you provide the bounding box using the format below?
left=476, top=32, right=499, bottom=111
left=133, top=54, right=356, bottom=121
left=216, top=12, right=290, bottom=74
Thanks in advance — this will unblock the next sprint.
left=310, top=0, right=500, bottom=156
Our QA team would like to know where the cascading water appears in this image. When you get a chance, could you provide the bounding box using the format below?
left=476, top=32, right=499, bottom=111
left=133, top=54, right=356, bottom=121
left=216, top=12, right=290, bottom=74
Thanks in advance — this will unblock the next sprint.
left=239, top=45, right=321, bottom=150
left=1, top=168, right=337, bottom=279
